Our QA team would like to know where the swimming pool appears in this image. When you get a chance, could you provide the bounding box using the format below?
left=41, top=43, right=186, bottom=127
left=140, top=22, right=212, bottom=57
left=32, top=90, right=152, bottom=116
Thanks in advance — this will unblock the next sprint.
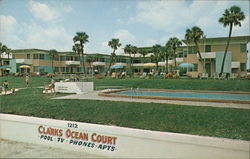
left=99, top=89, right=250, bottom=104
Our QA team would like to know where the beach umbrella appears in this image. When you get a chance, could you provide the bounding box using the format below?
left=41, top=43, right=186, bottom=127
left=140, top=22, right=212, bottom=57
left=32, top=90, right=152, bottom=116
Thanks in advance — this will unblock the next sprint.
left=179, top=63, right=194, bottom=68
left=20, top=65, right=31, bottom=68
left=111, top=64, right=126, bottom=69
left=143, top=63, right=156, bottom=67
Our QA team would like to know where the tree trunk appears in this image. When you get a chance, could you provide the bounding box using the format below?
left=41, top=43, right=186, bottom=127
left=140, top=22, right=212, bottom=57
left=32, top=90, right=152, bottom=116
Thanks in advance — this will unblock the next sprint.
left=106, top=49, right=116, bottom=76
left=220, top=23, right=232, bottom=77
left=52, top=59, right=54, bottom=74
left=195, top=41, right=204, bottom=73
left=165, top=55, right=169, bottom=73
left=80, top=42, right=86, bottom=74
left=174, top=50, right=177, bottom=70
left=129, top=55, right=132, bottom=78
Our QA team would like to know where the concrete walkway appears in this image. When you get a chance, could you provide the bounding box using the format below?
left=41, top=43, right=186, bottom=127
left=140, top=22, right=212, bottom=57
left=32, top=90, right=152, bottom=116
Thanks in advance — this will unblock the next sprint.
left=0, top=139, right=103, bottom=158
left=54, top=90, right=250, bottom=109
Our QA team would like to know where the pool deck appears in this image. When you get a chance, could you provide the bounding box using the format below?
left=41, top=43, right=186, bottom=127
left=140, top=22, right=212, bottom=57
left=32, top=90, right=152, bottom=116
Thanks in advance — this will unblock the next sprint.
left=54, top=89, right=250, bottom=109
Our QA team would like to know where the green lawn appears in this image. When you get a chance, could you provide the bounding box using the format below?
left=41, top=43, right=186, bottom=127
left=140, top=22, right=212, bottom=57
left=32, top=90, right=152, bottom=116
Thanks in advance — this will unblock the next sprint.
left=0, top=76, right=249, bottom=141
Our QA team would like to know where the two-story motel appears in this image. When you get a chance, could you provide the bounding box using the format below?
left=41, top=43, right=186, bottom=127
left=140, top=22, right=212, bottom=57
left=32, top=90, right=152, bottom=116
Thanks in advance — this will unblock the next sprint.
left=1, top=35, right=249, bottom=78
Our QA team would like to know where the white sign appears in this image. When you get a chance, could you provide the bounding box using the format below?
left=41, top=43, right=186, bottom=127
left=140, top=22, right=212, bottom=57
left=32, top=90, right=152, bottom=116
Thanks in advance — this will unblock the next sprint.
left=55, top=82, right=94, bottom=94
left=0, top=114, right=249, bottom=159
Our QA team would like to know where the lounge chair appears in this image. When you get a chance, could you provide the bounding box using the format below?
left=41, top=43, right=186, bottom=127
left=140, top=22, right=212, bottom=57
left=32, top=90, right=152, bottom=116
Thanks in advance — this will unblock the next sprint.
left=229, top=73, right=236, bottom=80
left=200, top=73, right=208, bottom=79
left=213, top=73, right=219, bottom=80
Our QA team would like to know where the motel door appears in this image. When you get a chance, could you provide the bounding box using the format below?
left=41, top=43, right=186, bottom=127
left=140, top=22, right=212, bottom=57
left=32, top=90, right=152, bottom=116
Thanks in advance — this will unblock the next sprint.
left=205, top=63, right=211, bottom=77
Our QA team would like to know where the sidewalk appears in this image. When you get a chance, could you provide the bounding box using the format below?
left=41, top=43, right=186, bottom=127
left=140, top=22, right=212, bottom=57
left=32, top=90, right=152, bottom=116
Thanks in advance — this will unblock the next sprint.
left=54, top=90, right=250, bottom=109
left=0, top=139, right=103, bottom=158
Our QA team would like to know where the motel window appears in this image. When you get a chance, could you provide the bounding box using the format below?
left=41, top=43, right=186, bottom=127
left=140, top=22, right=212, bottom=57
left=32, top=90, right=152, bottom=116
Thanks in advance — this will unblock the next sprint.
left=60, top=67, right=66, bottom=72
left=240, top=63, right=246, bottom=72
left=188, top=46, right=198, bottom=54
left=77, top=67, right=81, bottom=72
left=33, top=54, right=39, bottom=59
left=33, top=66, right=39, bottom=72
left=183, top=50, right=187, bottom=57
left=100, top=58, right=105, bottom=62
left=27, top=54, right=30, bottom=59
left=66, top=67, right=70, bottom=72
left=39, top=54, right=45, bottom=60
left=240, top=44, right=246, bottom=52
left=189, top=64, right=198, bottom=72
left=74, top=56, right=80, bottom=61
left=55, top=67, right=59, bottom=72
left=194, top=64, right=198, bottom=72
left=205, top=45, right=211, bottom=52
left=60, top=56, right=66, bottom=61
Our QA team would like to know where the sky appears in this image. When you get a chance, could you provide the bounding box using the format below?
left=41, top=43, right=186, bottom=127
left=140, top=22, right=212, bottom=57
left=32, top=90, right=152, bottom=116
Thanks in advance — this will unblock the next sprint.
left=0, top=0, right=249, bottom=56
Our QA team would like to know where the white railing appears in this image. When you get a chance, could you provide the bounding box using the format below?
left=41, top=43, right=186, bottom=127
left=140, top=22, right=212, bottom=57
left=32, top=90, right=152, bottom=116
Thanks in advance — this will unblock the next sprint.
left=92, top=62, right=106, bottom=66
left=198, top=52, right=216, bottom=59
left=65, top=61, right=80, bottom=65
left=15, top=59, right=32, bottom=64
left=231, top=61, right=240, bottom=68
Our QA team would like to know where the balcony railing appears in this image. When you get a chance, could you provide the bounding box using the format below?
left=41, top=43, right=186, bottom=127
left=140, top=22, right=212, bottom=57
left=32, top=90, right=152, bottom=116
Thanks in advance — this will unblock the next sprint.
left=15, top=59, right=32, bottom=64
left=65, top=61, right=80, bottom=65
left=92, top=62, right=105, bottom=66
left=231, top=61, right=240, bottom=68
left=198, top=52, right=216, bottom=59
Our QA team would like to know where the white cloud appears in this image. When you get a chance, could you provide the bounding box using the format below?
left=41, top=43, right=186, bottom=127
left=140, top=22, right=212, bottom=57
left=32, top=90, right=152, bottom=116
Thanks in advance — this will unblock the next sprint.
left=0, top=15, right=16, bottom=39
left=28, top=0, right=72, bottom=22
left=131, top=0, right=249, bottom=38
left=113, top=29, right=136, bottom=44
left=28, top=0, right=58, bottom=22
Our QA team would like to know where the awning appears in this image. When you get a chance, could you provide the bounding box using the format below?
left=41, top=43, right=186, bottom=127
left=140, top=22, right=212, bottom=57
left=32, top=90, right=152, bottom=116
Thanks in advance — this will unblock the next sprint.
left=143, top=63, right=156, bottom=67
left=111, top=64, right=126, bottom=69
left=20, top=65, right=31, bottom=68
left=179, top=63, right=194, bottom=68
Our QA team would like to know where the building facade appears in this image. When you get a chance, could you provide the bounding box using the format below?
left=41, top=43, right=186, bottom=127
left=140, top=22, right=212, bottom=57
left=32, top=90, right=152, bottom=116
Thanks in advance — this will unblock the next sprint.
left=2, top=35, right=249, bottom=78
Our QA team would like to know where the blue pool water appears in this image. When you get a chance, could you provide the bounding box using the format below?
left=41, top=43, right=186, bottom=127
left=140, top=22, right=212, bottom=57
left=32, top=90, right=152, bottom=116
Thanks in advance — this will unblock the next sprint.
left=114, top=90, right=250, bottom=101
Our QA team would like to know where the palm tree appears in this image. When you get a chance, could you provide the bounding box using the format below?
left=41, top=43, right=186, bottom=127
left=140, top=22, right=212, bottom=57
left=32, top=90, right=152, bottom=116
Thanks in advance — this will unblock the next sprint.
left=167, top=37, right=182, bottom=70
left=152, top=44, right=162, bottom=74
left=0, top=44, right=8, bottom=66
left=73, top=32, right=89, bottom=74
left=124, top=44, right=133, bottom=77
left=86, top=54, right=95, bottom=72
left=107, top=38, right=122, bottom=74
left=138, top=49, right=148, bottom=63
left=185, top=26, right=205, bottom=72
left=164, top=42, right=172, bottom=73
left=218, top=5, right=245, bottom=76
left=6, top=48, right=11, bottom=60
left=130, top=45, right=138, bottom=77
left=49, top=49, right=59, bottom=74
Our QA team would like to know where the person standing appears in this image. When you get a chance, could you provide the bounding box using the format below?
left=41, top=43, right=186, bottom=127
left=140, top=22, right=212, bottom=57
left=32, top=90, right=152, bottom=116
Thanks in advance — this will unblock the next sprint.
left=2, top=80, right=9, bottom=95
left=50, top=79, right=56, bottom=95
left=25, top=75, right=30, bottom=88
